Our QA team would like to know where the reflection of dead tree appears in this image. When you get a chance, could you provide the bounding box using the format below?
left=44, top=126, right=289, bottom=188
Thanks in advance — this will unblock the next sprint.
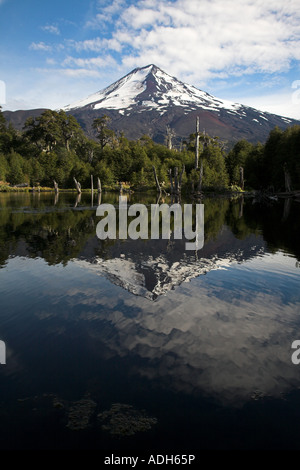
left=54, top=192, right=59, bottom=206
left=284, top=163, right=292, bottom=192
left=74, top=193, right=81, bottom=208
left=169, top=166, right=185, bottom=202
left=239, top=196, right=244, bottom=218
left=73, top=177, right=81, bottom=194
left=91, top=175, right=94, bottom=207
left=169, top=166, right=185, bottom=195
left=282, top=197, right=291, bottom=221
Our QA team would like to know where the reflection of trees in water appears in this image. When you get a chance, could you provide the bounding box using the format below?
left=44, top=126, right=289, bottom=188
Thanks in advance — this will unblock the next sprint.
left=0, top=207, right=97, bottom=267
left=0, top=194, right=299, bottom=268
left=241, top=199, right=300, bottom=261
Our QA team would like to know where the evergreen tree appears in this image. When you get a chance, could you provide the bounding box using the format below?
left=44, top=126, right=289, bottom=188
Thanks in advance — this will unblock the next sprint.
left=92, top=115, right=115, bottom=150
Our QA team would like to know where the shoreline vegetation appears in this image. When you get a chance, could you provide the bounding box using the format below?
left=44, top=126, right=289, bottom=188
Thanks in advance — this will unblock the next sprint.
left=1, top=182, right=299, bottom=201
left=0, top=107, right=299, bottom=197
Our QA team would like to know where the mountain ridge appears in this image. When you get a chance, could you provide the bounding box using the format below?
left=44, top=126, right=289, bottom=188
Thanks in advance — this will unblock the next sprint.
left=4, top=64, right=300, bottom=147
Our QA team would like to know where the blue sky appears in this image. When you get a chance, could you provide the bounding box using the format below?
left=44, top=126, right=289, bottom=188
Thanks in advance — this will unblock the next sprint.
left=1, top=0, right=300, bottom=119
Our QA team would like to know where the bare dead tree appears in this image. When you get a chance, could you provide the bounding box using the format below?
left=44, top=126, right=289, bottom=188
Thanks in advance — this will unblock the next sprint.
left=197, top=163, right=203, bottom=192
left=174, top=167, right=178, bottom=194
left=195, top=116, right=200, bottom=169
left=178, top=165, right=185, bottom=192
left=239, top=167, right=244, bottom=190
left=53, top=180, right=59, bottom=194
left=97, top=177, right=102, bottom=193
left=166, top=125, right=176, bottom=150
left=282, top=197, right=291, bottom=221
left=284, top=163, right=292, bottom=192
left=73, top=177, right=81, bottom=194
left=169, top=168, right=174, bottom=194
left=74, top=193, right=81, bottom=208
left=239, top=196, right=244, bottom=218
left=152, top=166, right=161, bottom=193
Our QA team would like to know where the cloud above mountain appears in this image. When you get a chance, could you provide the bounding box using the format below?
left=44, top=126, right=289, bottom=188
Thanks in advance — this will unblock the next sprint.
left=83, top=0, right=300, bottom=84
left=2, top=0, right=300, bottom=117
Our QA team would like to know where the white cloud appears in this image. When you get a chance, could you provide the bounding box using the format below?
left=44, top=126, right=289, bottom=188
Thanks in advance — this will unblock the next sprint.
left=29, top=42, right=52, bottom=52
left=62, top=55, right=117, bottom=69
left=239, top=90, right=300, bottom=120
left=95, top=0, right=300, bottom=84
left=60, top=68, right=101, bottom=77
left=41, top=25, right=60, bottom=35
left=46, top=58, right=56, bottom=65
left=35, top=67, right=101, bottom=78
left=67, top=37, right=123, bottom=53
left=11, top=0, right=300, bottom=117
left=86, top=0, right=127, bottom=28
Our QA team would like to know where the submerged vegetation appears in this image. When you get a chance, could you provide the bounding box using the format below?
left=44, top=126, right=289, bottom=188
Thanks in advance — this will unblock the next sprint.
left=0, top=106, right=299, bottom=192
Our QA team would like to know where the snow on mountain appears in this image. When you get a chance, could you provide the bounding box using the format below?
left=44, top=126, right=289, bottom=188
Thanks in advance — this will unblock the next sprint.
left=64, top=66, right=150, bottom=111
left=5, top=64, right=297, bottom=146
left=75, top=254, right=234, bottom=301
left=64, top=64, right=243, bottom=115
left=73, top=228, right=266, bottom=301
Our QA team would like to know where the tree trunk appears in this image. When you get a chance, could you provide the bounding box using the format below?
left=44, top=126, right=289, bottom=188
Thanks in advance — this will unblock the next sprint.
left=73, top=177, right=81, bottom=194
left=239, top=196, right=244, bottom=218
left=166, top=125, right=174, bottom=150
left=179, top=165, right=185, bottom=192
left=169, top=168, right=173, bottom=194
left=53, top=180, right=59, bottom=194
left=91, top=175, right=94, bottom=193
left=239, top=166, right=244, bottom=190
left=195, top=116, right=200, bottom=169
left=284, top=164, right=292, bottom=192
left=282, top=197, right=291, bottom=221
left=97, top=177, right=102, bottom=193
left=152, top=166, right=161, bottom=193
left=174, top=167, right=178, bottom=194
left=74, top=193, right=81, bottom=208
left=197, top=160, right=203, bottom=191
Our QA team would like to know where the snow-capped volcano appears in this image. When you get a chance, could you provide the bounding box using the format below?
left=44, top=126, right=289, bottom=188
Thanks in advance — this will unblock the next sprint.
left=62, top=64, right=298, bottom=146
left=64, top=64, right=241, bottom=115
left=5, top=64, right=299, bottom=146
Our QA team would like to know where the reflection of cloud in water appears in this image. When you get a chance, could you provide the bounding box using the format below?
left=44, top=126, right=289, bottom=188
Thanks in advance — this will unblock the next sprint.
left=68, top=253, right=300, bottom=406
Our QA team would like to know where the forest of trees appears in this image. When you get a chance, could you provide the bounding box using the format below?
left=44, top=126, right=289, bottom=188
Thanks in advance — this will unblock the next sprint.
left=0, top=106, right=299, bottom=192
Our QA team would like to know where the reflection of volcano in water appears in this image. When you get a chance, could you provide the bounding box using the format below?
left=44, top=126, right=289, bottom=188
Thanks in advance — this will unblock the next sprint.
left=76, top=226, right=266, bottom=300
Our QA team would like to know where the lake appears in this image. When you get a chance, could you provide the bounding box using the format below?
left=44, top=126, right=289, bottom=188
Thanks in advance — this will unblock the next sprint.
left=0, top=191, right=299, bottom=450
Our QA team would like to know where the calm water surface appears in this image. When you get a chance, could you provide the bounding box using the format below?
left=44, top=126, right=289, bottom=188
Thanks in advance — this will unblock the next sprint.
left=0, top=192, right=299, bottom=450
